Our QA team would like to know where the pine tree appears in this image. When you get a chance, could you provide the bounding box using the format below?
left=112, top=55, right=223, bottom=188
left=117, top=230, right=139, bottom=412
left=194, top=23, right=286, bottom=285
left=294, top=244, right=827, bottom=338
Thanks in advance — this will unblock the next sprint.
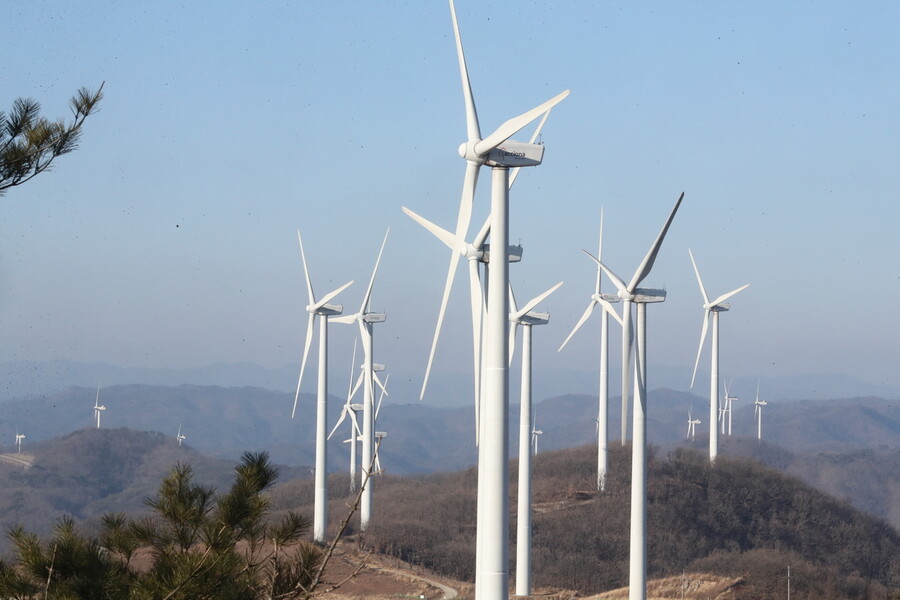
left=0, top=84, right=104, bottom=196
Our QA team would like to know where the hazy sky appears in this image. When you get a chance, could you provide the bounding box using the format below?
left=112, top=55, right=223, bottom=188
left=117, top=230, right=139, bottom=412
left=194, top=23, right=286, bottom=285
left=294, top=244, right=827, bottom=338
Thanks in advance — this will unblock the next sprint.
left=3, top=1, right=899, bottom=397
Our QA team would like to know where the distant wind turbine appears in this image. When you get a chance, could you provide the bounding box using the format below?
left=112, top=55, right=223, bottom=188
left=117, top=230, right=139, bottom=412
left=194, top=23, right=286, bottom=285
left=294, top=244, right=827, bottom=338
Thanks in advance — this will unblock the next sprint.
left=686, top=409, right=700, bottom=442
left=292, top=229, right=354, bottom=544
left=530, top=416, right=543, bottom=456
left=754, top=379, right=768, bottom=441
left=688, top=249, right=749, bottom=462
left=588, top=192, right=684, bottom=600
left=509, top=280, right=561, bottom=597
left=332, top=229, right=389, bottom=532
left=176, top=424, right=186, bottom=447
left=15, top=430, right=25, bottom=454
left=93, top=385, right=106, bottom=429
left=558, top=208, right=624, bottom=491
left=330, top=340, right=363, bottom=492
left=722, top=379, right=738, bottom=436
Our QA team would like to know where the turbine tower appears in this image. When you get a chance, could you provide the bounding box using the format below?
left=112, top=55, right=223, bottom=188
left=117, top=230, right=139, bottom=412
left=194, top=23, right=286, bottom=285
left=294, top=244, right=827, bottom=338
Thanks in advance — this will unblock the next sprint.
left=590, top=193, right=684, bottom=600
left=93, top=385, right=106, bottom=429
left=688, top=249, right=749, bottom=462
left=332, top=229, right=389, bottom=532
left=292, top=230, right=353, bottom=544
left=432, top=4, right=569, bottom=598
left=176, top=424, right=186, bottom=447
left=754, top=379, right=767, bottom=441
left=558, top=209, right=624, bottom=491
left=509, top=281, right=562, bottom=597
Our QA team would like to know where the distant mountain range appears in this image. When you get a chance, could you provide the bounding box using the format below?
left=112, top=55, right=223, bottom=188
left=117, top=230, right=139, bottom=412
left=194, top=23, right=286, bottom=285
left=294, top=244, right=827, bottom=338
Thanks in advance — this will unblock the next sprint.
left=1, top=382, right=898, bottom=529
left=1, top=359, right=898, bottom=406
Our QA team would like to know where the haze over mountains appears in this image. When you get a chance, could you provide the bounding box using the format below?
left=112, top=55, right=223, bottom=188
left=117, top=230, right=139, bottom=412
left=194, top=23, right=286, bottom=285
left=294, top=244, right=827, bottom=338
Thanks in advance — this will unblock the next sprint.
left=1, top=376, right=898, bottom=530
left=2, top=359, right=898, bottom=407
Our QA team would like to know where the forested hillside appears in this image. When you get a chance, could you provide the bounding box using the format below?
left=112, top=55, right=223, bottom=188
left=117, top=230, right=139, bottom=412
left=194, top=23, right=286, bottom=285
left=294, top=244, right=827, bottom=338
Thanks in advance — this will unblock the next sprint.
left=277, top=444, right=900, bottom=600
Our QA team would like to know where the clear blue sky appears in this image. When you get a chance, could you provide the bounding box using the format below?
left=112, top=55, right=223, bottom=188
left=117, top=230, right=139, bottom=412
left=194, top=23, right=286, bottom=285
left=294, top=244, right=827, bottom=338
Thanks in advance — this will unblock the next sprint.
left=3, top=1, right=899, bottom=395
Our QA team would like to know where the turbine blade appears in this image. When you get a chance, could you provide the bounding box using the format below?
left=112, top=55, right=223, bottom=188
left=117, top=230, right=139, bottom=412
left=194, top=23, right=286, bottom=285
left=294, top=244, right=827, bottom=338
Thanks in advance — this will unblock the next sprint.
left=374, top=371, right=388, bottom=399
left=472, top=214, right=491, bottom=249
left=328, top=407, right=348, bottom=440
left=360, top=228, right=390, bottom=313
left=689, top=309, right=711, bottom=389
left=420, top=161, right=479, bottom=400
left=349, top=370, right=364, bottom=402
left=474, top=90, right=571, bottom=156
left=312, top=280, right=354, bottom=312
left=627, top=191, right=685, bottom=292
left=597, top=296, right=624, bottom=327
left=346, top=339, right=358, bottom=401
left=514, top=281, right=563, bottom=319
left=595, top=208, right=604, bottom=295
left=508, top=321, right=518, bottom=367
left=559, top=300, right=596, bottom=352
left=291, top=313, right=315, bottom=419
left=449, top=0, right=481, bottom=142
left=297, top=230, right=316, bottom=306
left=402, top=206, right=456, bottom=250
left=375, top=373, right=389, bottom=421
left=709, top=283, right=750, bottom=308
left=688, top=249, right=710, bottom=306
left=508, top=108, right=551, bottom=188
left=330, top=314, right=356, bottom=324
left=349, top=409, right=361, bottom=436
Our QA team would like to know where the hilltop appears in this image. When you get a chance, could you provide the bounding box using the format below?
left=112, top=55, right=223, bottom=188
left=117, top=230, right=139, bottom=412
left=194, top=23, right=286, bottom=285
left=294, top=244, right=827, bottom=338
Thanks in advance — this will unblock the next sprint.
left=271, top=444, right=900, bottom=600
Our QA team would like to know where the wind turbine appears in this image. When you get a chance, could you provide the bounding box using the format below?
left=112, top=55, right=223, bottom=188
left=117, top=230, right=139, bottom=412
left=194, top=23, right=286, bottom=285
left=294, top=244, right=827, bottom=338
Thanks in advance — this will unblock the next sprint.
left=754, top=379, right=767, bottom=441
left=330, top=340, right=364, bottom=492
left=686, top=409, right=700, bottom=442
left=688, top=249, right=749, bottom=462
left=332, top=229, right=389, bottom=532
left=530, top=417, right=543, bottom=456
left=558, top=209, right=624, bottom=492
left=589, top=192, right=684, bottom=600
left=291, top=230, right=354, bottom=544
left=403, top=109, right=550, bottom=442
left=435, top=4, right=570, bottom=598
left=15, top=431, right=24, bottom=454
left=176, top=424, right=186, bottom=447
left=93, top=385, right=106, bottom=429
left=722, top=380, right=738, bottom=436
left=509, top=280, right=561, bottom=597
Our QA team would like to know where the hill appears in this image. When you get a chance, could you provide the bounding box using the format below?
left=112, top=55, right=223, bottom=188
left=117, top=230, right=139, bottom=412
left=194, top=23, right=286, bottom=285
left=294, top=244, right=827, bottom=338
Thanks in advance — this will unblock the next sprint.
left=0, top=427, right=294, bottom=549
left=270, top=444, right=900, bottom=600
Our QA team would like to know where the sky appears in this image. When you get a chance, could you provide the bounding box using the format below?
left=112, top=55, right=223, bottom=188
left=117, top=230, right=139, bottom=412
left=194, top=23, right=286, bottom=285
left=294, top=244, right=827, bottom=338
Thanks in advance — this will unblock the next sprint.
left=2, top=1, right=899, bottom=402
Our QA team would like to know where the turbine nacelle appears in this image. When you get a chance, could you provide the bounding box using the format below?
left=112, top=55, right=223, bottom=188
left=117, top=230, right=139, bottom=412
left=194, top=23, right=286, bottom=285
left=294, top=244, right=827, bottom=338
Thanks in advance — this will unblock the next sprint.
left=307, top=303, right=343, bottom=316
left=707, top=303, right=731, bottom=312
left=458, top=139, right=546, bottom=168
left=514, top=311, right=550, bottom=326
left=631, top=288, right=667, bottom=303
left=481, top=243, right=523, bottom=263
left=363, top=312, right=386, bottom=324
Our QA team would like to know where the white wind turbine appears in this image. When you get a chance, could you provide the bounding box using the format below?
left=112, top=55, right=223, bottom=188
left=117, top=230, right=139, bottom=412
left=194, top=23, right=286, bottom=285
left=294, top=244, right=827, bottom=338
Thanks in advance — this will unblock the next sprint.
left=688, top=249, right=749, bottom=462
left=291, top=229, right=354, bottom=544
left=686, top=409, right=700, bottom=442
left=176, top=424, right=186, bottom=447
left=722, top=380, right=738, bottom=436
left=508, top=280, right=562, bottom=597
left=15, top=430, right=25, bottom=454
left=530, top=416, right=543, bottom=456
left=435, top=4, right=570, bottom=598
left=754, top=379, right=767, bottom=441
left=403, top=109, right=551, bottom=443
left=93, top=385, right=106, bottom=429
left=332, top=229, right=389, bottom=532
left=590, top=192, right=684, bottom=600
left=330, top=340, right=364, bottom=492
left=558, top=209, right=624, bottom=492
